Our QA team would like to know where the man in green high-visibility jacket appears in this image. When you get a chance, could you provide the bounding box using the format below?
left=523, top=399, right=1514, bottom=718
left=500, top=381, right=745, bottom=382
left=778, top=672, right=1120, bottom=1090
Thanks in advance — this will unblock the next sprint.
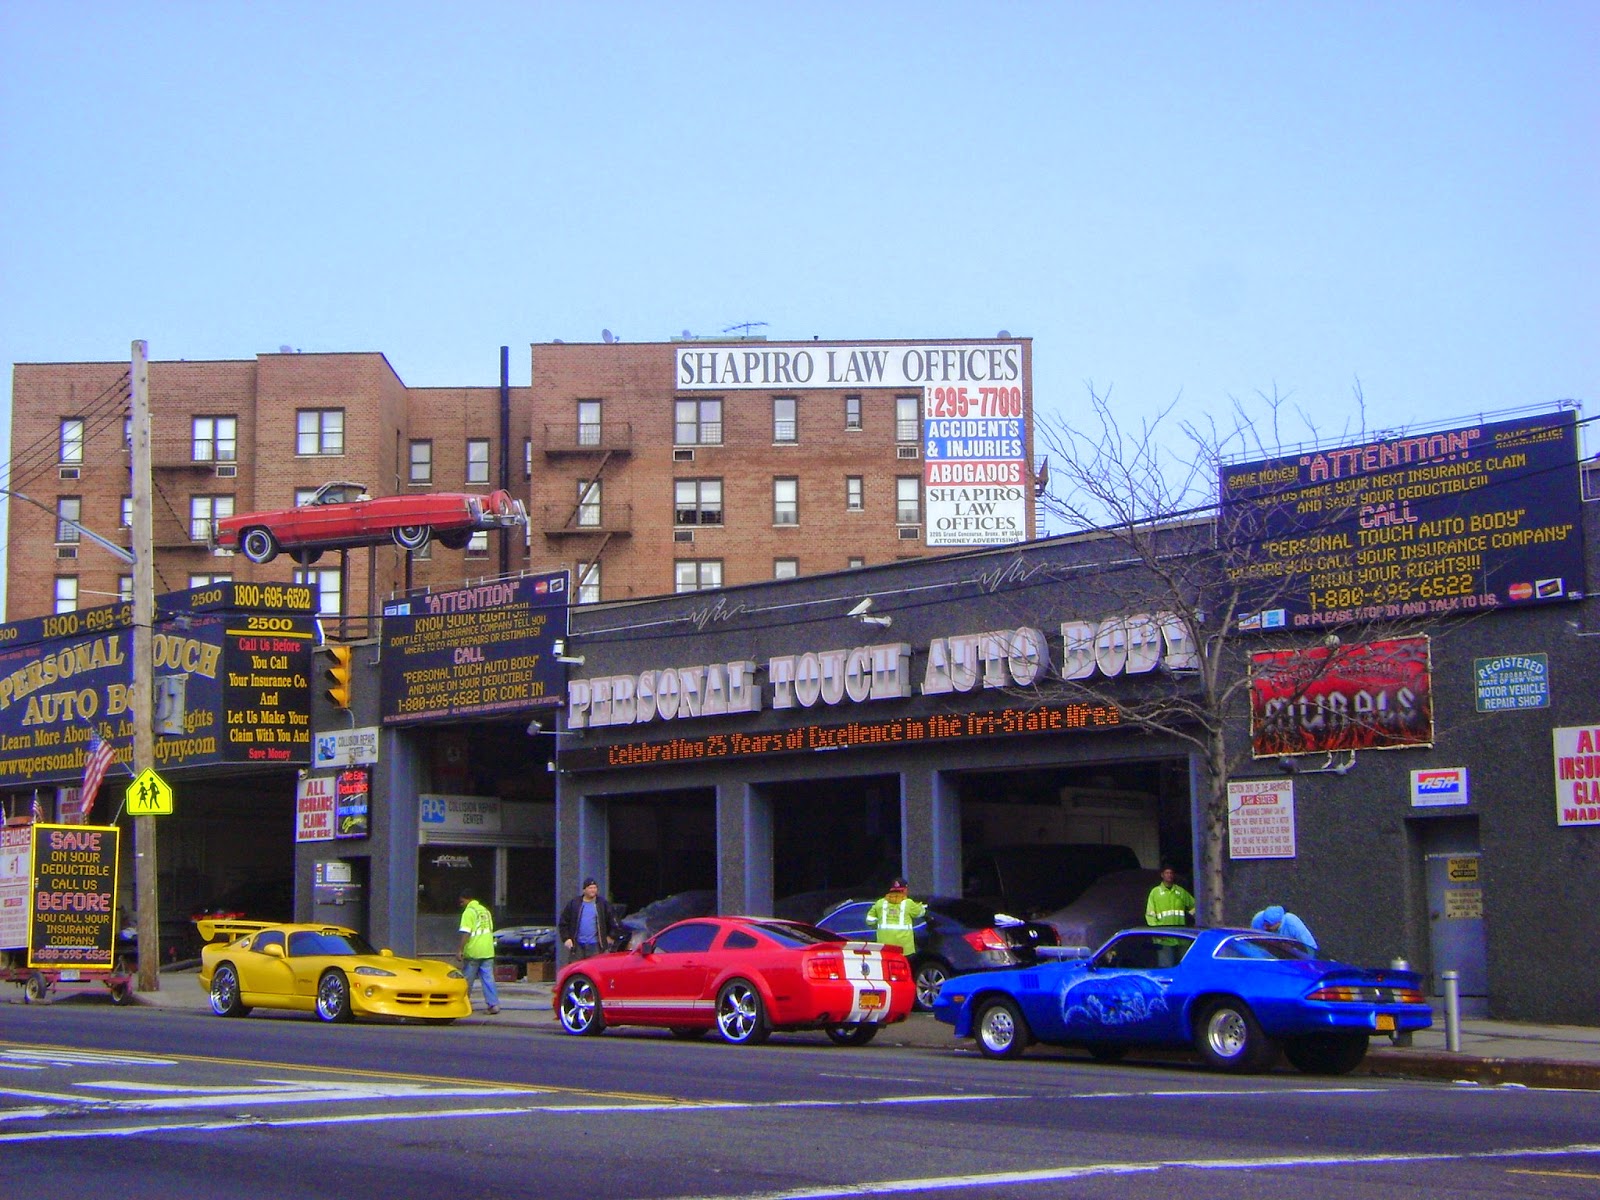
left=1145, top=864, right=1195, bottom=926
left=1145, top=864, right=1195, bottom=967
left=865, top=878, right=926, bottom=954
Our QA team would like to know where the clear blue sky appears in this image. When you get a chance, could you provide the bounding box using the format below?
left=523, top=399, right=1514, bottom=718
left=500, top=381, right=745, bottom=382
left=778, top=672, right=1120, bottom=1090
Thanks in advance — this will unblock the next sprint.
left=2, top=2, right=1595, bottom=591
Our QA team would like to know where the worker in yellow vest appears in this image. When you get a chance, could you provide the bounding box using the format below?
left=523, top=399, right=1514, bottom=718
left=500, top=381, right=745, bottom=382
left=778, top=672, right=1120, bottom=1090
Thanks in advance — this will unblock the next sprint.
left=865, top=878, right=927, bottom=954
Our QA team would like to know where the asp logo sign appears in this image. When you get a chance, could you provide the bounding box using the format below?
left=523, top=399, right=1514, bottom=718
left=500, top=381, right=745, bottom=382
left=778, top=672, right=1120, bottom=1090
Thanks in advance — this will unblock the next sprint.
left=1411, top=767, right=1468, bottom=807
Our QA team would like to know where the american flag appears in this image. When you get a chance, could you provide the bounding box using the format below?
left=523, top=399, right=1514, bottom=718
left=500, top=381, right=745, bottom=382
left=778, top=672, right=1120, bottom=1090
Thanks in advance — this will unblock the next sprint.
left=79, top=735, right=116, bottom=822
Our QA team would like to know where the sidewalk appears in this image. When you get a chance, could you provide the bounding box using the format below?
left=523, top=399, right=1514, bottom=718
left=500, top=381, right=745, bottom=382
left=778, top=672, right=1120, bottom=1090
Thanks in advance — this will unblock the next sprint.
left=87, top=971, right=1600, bottom=1091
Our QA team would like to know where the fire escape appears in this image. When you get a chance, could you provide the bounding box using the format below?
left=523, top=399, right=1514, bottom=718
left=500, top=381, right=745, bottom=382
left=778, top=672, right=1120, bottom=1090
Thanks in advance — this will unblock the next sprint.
left=540, top=420, right=633, bottom=591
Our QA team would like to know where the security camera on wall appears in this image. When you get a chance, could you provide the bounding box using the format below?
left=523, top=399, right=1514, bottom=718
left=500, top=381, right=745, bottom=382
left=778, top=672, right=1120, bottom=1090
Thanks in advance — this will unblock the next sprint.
left=848, top=598, right=874, bottom=617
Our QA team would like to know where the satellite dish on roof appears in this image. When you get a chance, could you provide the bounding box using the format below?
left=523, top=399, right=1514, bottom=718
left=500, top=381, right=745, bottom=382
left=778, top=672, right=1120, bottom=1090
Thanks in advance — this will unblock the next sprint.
left=601, top=329, right=614, bottom=344
left=997, top=330, right=1011, bottom=338
left=682, top=329, right=692, bottom=338
left=278, top=344, right=293, bottom=353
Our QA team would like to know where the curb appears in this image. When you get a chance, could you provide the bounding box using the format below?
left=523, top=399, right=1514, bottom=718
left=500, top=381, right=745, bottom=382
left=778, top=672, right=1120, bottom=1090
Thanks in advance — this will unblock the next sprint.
left=1361, top=1049, right=1600, bottom=1091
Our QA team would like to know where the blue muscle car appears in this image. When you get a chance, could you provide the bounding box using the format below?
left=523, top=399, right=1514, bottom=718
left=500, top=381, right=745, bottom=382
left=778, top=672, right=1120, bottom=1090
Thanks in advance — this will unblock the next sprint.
left=932, top=926, right=1432, bottom=1074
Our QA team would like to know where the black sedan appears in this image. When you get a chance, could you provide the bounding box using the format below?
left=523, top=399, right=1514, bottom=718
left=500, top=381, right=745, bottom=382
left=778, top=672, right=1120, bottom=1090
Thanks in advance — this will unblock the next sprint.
left=493, top=919, right=557, bottom=979
left=817, top=896, right=1058, bottom=1010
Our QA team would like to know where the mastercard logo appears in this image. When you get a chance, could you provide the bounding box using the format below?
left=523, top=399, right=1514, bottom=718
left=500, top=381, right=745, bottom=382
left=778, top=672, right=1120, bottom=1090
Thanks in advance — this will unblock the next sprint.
left=1508, top=582, right=1533, bottom=600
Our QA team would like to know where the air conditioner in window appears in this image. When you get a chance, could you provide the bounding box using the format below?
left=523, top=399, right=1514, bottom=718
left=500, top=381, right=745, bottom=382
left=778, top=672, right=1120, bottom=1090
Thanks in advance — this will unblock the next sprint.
left=59, top=466, right=81, bottom=480
left=896, top=446, right=919, bottom=459
left=215, top=464, right=237, bottom=478
left=897, top=526, right=920, bottom=540
left=673, top=449, right=695, bottom=462
left=673, top=529, right=695, bottom=543
left=57, top=545, right=79, bottom=559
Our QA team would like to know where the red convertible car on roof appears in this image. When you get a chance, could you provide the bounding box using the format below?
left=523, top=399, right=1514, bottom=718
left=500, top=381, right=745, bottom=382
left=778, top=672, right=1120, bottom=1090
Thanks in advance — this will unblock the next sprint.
left=210, top=481, right=527, bottom=564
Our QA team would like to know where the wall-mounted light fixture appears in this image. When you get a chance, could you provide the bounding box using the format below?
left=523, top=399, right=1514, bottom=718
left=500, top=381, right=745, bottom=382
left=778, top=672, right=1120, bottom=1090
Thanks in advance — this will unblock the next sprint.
left=1277, top=750, right=1356, bottom=776
left=552, top=638, right=585, bottom=665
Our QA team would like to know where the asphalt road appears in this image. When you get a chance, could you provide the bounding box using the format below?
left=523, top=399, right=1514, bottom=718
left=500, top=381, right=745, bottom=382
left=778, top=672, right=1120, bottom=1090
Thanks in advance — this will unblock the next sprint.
left=3, top=1002, right=1599, bottom=1199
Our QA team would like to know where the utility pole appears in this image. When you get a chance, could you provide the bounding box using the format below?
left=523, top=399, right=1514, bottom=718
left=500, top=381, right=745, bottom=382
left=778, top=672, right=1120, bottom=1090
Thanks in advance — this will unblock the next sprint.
left=130, top=340, right=159, bottom=993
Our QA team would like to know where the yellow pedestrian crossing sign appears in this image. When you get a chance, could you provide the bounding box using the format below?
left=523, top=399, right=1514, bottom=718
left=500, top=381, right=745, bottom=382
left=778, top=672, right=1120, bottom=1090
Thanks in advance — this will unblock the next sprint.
left=125, top=768, right=174, bottom=816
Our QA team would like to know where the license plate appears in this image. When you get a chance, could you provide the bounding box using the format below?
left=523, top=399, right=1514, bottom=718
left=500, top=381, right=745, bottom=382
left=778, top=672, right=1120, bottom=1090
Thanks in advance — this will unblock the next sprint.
left=858, top=990, right=885, bottom=1010
left=1375, top=1013, right=1395, bottom=1031
left=58, top=970, right=80, bottom=982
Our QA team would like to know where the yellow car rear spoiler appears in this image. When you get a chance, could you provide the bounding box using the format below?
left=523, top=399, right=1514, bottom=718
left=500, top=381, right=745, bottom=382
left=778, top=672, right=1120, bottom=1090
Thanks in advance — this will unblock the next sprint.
left=194, top=918, right=277, bottom=945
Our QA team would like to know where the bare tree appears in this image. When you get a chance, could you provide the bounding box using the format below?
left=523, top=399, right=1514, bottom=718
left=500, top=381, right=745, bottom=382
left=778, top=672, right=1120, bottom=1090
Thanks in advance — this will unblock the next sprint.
left=1024, top=385, right=1412, bottom=923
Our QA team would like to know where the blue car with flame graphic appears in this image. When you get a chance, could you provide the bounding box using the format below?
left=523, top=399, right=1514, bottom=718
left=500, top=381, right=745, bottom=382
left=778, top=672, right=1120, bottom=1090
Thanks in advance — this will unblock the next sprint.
left=932, top=926, right=1431, bottom=1074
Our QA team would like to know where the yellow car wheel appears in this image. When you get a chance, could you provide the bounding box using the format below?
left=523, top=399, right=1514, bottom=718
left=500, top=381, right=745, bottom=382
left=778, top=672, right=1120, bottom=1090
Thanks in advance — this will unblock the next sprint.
left=316, top=969, right=354, bottom=1022
left=209, top=962, right=251, bottom=1017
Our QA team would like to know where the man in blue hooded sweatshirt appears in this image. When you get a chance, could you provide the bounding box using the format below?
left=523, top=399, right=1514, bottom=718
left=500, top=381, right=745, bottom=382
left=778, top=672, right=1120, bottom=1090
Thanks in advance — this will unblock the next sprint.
left=1251, top=904, right=1318, bottom=951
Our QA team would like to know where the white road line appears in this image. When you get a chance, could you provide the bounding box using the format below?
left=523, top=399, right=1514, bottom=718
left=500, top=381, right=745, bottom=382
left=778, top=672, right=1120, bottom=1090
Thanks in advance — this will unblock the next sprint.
left=1, top=1078, right=532, bottom=1115
left=0, top=1093, right=1005, bottom=1142
left=662, top=1143, right=1600, bottom=1199
left=0, top=1049, right=177, bottom=1069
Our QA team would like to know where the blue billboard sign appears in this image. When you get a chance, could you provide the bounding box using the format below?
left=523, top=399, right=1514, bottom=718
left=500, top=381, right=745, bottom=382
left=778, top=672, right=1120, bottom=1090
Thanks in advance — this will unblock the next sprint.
left=380, top=571, right=568, bottom=724
left=1221, top=411, right=1585, bottom=630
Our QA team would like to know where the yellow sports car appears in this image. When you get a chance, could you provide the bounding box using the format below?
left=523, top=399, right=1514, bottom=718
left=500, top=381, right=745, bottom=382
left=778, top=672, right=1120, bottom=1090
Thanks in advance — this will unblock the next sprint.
left=196, top=919, right=470, bottom=1023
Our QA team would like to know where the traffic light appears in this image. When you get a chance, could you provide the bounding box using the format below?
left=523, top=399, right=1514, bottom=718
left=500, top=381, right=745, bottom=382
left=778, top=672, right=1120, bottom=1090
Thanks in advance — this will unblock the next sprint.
left=325, top=645, right=353, bottom=710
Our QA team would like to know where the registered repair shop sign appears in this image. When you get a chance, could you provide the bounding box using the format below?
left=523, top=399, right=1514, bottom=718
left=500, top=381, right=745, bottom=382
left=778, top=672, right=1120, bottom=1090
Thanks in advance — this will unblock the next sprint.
left=1474, top=654, right=1549, bottom=712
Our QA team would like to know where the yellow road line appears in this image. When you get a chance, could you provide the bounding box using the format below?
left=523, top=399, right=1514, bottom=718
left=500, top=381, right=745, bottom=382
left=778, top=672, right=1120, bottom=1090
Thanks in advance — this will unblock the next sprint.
left=0, top=1039, right=683, bottom=1104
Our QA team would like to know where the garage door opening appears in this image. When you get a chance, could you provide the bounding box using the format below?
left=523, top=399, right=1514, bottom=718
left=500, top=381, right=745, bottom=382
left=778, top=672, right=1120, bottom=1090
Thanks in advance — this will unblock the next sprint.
left=955, top=758, right=1192, bottom=920
left=769, top=774, right=902, bottom=924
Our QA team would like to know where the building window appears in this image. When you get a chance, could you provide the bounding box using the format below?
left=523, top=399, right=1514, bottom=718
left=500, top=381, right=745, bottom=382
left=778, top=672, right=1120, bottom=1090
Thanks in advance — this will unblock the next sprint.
left=121, top=496, right=133, bottom=527
left=773, top=477, right=798, bottom=525
left=54, top=577, right=79, bottom=613
left=675, top=398, right=723, bottom=445
left=60, top=419, right=84, bottom=463
left=675, top=479, right=723, bottom=526
left=188, top=573, right=232, bottom=588
left=56, top=497, right=82, bottom=544
left=190, top=495, right=234, bottom=542
left=466, top=531, right=488, bottom=556
left=845, top=476, right=864, bottom=511
left=773, top=397, right=797, bottom=443
left=292, top=567, right=341, bottom=615
left=524, top=438, right=533, bottom=480
left=674, top=560, right=723, bottom=592
left=123, top=416, right=132, bottom=450
left=897, top=476, right=921, bottom=525
left=192, top=416, right=237, bottom=462
left=466, top=439, right=491, bottom=485
left=577, top=561, right=601, bottom=604
left=896, top=395, right=920, bottom=442
left=576, top=480, right=601, bottom=527
left=774, top=558, right=798, bottom=580
left=294, top=486, right=320, bottom=506
left=118, top=576, right=133, bottom=602
left=577, top=400, right=602, bottom=446
left=845, top=395, right=862, bottom=430
left=409, top=440, right=433, bottom=484
left=296, top=409, right=344, bottom=456
left=848, top=556, right=865, bottom=569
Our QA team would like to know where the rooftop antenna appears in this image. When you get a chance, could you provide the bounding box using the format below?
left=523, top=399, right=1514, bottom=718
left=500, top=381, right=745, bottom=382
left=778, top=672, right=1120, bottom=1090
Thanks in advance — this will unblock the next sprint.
left=723, top=321, right=769, bottom=336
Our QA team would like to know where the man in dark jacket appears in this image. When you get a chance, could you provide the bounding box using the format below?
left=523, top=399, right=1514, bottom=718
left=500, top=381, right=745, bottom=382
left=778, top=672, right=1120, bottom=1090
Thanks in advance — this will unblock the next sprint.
left=558, top=877, right=615, bottom=962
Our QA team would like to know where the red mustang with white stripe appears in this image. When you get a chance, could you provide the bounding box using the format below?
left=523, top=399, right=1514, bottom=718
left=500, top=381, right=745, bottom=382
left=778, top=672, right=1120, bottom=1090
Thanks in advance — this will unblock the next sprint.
left=554, top=916, right=914, bottom=1045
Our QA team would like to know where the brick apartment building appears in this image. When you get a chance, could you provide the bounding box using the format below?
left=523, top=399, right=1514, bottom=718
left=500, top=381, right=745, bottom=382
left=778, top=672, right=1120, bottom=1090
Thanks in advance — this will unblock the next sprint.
left=6, top=337, right=1036, bottom=618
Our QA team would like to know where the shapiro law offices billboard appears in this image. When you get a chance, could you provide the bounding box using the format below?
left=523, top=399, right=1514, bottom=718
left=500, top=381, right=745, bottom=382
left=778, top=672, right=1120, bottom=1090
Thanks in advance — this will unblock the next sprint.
left=674, top=341, right=1031, bottom=549
left=1221, top=410, right=1584, bottom=630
